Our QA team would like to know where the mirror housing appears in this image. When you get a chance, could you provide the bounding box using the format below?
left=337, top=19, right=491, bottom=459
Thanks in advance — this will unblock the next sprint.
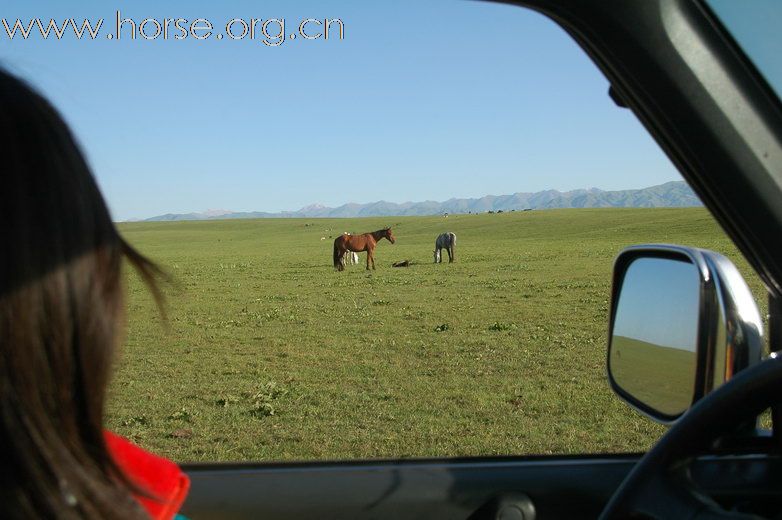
left=607, top=245, right=763, bottom=424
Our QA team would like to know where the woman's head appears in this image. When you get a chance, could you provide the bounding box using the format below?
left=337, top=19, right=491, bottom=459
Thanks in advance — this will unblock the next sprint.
left=0, top=68, right=159, bottom=518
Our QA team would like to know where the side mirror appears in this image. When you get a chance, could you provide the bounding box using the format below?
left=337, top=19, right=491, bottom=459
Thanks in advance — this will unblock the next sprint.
left=607, top=245, right=763, bottom=423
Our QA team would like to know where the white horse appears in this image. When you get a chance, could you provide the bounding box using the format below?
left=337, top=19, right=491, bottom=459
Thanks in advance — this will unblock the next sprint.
left=343, top=251, right=360, bottom=266
left=434, top=232, right=456, bottom=263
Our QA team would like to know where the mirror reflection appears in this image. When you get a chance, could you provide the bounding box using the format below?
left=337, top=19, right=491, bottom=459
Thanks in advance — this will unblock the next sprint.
left=610, top=257, right=700, bottom=417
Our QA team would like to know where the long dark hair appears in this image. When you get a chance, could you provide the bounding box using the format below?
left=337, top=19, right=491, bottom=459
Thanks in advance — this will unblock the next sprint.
left=0, top=69, right=164, bottom=518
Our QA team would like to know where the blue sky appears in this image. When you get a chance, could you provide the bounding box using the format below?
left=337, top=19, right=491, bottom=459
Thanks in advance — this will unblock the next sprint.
left=708, top=0, right=781, bottom=99
left=613, top=258, right=700, bottom=351
left=1, top=0, right=682, bottom=221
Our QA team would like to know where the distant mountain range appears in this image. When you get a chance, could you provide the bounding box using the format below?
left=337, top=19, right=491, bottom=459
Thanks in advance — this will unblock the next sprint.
left=141, top=181, right=700, bottom=222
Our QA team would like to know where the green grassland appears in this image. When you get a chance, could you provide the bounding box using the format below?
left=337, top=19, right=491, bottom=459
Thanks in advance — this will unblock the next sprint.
left=108, top=208, right=767, bottom=463
left=610, top=337, right=696, bottom=417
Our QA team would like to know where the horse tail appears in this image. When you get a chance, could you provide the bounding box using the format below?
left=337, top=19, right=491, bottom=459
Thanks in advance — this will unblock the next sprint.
left=333, top=238, right=343, bottom=270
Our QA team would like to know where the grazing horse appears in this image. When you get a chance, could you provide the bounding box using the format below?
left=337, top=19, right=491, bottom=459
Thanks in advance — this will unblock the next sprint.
left=333, top=227, right=396, bottom=271
left=434, top=232, right=456, bottom=263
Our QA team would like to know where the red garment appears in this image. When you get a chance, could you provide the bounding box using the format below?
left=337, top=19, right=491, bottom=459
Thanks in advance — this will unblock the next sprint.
left=105, top=432, right=190, bottom=520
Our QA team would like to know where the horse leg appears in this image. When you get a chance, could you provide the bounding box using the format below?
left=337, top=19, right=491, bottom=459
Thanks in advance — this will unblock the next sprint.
left=366, top=250, right=371, bottom=270
left=448, top=246, right=453, bottom=263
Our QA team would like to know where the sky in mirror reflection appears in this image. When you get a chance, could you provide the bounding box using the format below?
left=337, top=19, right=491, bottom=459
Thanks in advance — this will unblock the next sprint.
left=614, top=257, right=700, bottom=352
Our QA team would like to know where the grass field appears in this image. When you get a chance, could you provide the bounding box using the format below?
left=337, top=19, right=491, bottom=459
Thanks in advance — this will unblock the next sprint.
left=610, top=337, right=695, bottom=417
left=108, top=207, right=767, bottom=463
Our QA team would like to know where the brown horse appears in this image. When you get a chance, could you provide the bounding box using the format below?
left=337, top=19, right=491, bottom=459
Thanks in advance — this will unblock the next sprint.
left=333, top=228, right=396, bottom=271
